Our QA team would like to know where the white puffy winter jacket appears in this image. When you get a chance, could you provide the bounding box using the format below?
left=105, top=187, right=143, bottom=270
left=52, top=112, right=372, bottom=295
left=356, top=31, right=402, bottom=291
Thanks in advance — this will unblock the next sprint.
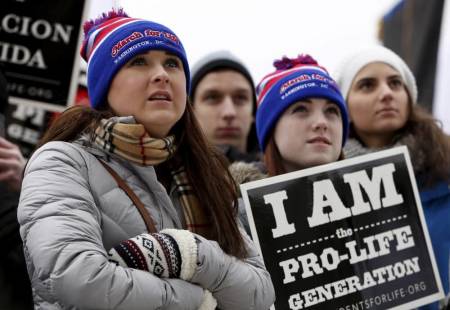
left=18, top=139, right=275, bottom=310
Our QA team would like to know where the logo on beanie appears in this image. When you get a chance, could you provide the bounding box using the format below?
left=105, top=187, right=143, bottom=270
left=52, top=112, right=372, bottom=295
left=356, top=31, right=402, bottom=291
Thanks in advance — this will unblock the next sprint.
left=144, top=29, right=179, bottom=43
left=280, top=74, right=311, bottom=93
left=113, top=41, right=151, bottom=64
left=111, top=32, right=144, bottom=57
left=281, top=82, right=318, bottom=100
left=280, top=73, right=336, bottom=94
left=110, top=29, right=180, bottom=58
left=311, top=73, right=335, bottom=85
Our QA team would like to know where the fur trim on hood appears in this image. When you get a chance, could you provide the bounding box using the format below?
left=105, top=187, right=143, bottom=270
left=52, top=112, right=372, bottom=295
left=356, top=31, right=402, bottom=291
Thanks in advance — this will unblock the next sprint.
left=229, top=161, right=267, bottom=196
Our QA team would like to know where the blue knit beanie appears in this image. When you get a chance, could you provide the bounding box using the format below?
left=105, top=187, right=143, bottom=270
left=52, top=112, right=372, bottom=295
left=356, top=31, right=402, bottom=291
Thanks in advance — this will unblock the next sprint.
left=256, top=55, right=349, bottom=151
left=80, top=9, right=190, bottom=109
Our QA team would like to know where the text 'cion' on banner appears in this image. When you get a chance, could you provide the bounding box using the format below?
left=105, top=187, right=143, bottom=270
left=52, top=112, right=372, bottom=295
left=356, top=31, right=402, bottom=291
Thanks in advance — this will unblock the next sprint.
left=240, top=146, right=444, bottom=310
left=0, top=0, right=90, bottom=112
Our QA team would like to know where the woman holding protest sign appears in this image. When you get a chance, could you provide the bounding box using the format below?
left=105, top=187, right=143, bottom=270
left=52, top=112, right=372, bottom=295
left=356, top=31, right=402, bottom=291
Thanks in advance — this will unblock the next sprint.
left=334, top=45, right=450, bottom=310
left=254, top=54, right=349, bottom=176
left=231, top=54, right=348, bottom=181
left=17, top=9, right=274, bottom=310
left=229, top=54, right=349, bottom=236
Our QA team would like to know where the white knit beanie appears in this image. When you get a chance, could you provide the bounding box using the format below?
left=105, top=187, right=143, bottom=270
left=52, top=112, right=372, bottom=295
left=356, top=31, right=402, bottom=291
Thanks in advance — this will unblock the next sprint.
left=334, top=45, right=418, bottom=104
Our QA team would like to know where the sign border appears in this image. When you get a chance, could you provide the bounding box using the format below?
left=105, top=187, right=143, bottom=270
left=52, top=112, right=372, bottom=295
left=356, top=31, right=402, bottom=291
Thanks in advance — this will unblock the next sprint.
left=240, top=146, right=444, bottom=310
left=6, top=0, right=91, bottom=112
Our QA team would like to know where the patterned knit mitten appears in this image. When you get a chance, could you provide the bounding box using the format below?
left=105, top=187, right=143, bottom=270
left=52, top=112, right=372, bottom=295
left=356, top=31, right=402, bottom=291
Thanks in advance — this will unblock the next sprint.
left=108, top=229, right=197, bottom=280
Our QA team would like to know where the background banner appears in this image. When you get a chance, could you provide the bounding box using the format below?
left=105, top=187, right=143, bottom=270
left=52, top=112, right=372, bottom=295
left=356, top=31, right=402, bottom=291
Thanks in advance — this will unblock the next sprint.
left=0, top=0, right=89, bottom=112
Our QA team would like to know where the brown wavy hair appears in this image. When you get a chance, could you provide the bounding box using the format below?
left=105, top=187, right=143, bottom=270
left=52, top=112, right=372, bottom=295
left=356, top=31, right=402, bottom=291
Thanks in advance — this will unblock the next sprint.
left=400, top=104, right=450, bottom=185
left=349, top=103, right=450, bottom=186
left=37, top=102, right=247, bottom=258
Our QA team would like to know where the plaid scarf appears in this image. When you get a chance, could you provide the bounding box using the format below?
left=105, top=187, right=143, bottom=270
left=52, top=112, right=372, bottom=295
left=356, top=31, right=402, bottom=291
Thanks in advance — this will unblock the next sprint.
left=171, top=166, right=212, bottom=238
left=94, top=118, right=176, bottom=166
left=94, top=118, right=212, bottom=236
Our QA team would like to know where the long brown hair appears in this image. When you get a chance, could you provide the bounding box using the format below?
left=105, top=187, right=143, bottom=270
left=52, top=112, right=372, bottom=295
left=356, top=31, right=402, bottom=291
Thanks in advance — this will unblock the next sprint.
left=157, top=102, right=246, bottom=258
left=400, top=104, right=449, bottom=185
left=349, top=103, right=450, bottom=186
left=37, top=103, right=247, bottom=258
left=263, top=137, right=287, bottom=177
left=37, top=106, right=112, bottom=148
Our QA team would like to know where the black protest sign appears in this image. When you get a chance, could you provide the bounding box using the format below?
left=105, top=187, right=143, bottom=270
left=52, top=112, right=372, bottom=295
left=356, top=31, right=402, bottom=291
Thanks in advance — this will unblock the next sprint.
left=4, top=101, right=48, bottom=157
left=0, top=0, right=89, bottom=111
left=4, top=83, right=89, bottom=157
left=241, top=147, right=443, bottom=310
